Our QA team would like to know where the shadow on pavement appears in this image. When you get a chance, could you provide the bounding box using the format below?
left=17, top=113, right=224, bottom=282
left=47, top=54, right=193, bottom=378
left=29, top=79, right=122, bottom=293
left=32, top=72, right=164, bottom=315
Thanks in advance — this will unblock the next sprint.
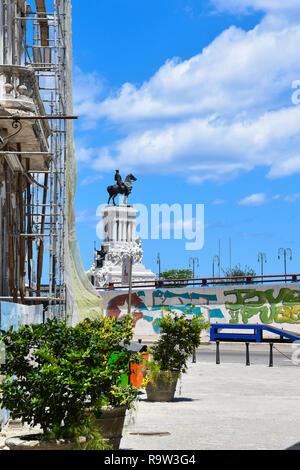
left=286, top=442, right=300, bottom=450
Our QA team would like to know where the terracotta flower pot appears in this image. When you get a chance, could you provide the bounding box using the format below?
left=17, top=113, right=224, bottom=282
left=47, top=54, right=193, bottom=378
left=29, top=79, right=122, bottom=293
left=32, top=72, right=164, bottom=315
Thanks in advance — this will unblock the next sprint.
left=145, top=370, right=179, bottom=402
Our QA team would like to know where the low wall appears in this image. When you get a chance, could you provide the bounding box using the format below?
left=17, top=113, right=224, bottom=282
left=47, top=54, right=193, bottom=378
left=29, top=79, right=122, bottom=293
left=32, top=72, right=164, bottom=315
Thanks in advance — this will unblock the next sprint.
left=99, top=283, right=300, bottom=341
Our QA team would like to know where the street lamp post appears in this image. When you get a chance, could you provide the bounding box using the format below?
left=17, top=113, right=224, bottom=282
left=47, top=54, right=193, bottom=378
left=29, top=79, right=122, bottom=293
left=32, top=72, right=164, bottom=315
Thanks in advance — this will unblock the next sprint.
left=278, top=248, right=292, bottom=283
left=189, top=257, right=199, bottom=286
left=122, top=252, right=134, bottom=315
left=127, top=255, right=133, bottom=315
left=212, top=255, right=220, bottom=283
left=157, top=252, right=161, bottom=278
left=189, top=257, right=199, bottom=278
left=257, top=252, right=267, bottom=282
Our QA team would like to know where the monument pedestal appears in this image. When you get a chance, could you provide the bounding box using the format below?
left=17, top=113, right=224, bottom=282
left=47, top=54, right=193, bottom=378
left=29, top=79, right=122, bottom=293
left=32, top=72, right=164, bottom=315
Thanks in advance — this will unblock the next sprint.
left=87, top=205, right=155, bottom=288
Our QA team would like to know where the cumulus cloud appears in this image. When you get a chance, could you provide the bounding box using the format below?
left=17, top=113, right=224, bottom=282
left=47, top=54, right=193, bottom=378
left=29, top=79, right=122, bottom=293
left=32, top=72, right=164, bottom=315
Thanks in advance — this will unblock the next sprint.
left=284, top=193, right=300, bottom=203
left=211, top=199, right=227, bottom=205
left=75, top=1, right=300, bottom=183
left=75, top=209, right=98, bottom=224
left=238, top=193, right=268, bottom=206
left=238, top=192, right=280, bottom=206
left=80, top=174, right=104, bottom=186
left=211, top=0, right=300, bottom=15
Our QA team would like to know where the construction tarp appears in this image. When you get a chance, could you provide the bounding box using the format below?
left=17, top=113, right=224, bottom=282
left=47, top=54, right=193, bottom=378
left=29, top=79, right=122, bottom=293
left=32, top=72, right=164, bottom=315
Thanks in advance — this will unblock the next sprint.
left=63, top=1, right=103, bottom=324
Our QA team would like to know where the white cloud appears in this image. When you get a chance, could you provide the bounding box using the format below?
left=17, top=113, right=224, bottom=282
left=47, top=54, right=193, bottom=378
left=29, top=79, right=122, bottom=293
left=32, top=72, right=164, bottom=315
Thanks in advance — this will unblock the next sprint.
left=238, top=193, right=268, bottom=206
left=76, top=209, right=96, bottom=223
left=238, top=193, right=282, bottom=205
left=90, top=106, right=300, bottom=181
left=80, top=174, right=104, bottom=186
left=73, top=66, right=104, bottom=107
left=284, top=193, right=300, bottom=203
left=75, top=145, right=95, bottom=163
left=211, top=0, right=300, bottom=15
left=83, top=25, right=300, bottom=124
left=211, top=199, right=227, bottom=205
left=73, top=66, right=105, bottom=129
left=267, top=154, right=300, bottom=178
left=238, top=193, right=281, bottom=206
left=75, top=3, right=300, bottom=183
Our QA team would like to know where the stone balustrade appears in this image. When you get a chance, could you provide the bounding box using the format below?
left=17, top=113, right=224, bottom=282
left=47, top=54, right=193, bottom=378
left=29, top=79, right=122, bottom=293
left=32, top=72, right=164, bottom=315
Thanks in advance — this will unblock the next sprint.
left=0, top=65, right=51, bottom=170
left=0, top=65, right=45, bottom=116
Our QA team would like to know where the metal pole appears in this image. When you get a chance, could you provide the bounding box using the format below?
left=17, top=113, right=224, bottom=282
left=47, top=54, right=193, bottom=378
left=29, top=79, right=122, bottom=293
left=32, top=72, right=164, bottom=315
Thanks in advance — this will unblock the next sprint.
left=278, top=248, right=292, bottom=284
left=284, top=251, right=287, bottom=282
left=127, top=255, right=133, bottom=315
left=218, top=240, right=221, bottom=277
left=269, top=342, right=273, bottom=367
left=213, top=255, right=220, bottom=284
left=192, top=348, right=196, bottom=363
left=245, top=342, right=250, bottom=366
left=216, top=341, right=220, bottom=364
left=157, top=253, right=161, bottom=278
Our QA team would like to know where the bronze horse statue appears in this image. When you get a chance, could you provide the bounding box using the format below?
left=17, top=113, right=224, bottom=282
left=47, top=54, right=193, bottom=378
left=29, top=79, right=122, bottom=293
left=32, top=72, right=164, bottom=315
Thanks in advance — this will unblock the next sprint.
left=107, top=173, right=137, bottom=205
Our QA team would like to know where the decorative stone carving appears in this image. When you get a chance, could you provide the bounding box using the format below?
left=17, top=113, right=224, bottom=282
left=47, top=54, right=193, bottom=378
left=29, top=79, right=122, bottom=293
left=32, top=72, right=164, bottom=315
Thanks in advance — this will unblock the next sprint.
left=0, top=65, right=51, bottom=175
left=87, top=205, right=155, bottom=288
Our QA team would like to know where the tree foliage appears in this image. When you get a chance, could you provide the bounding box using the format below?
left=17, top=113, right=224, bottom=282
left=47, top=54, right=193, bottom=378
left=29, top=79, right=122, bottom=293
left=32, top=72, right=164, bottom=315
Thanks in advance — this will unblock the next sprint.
left=222, top=263, right=256, bottom=278
left=147, top=307, right=209, bottom=377
left=0, top=316, right=139, bottom=439
left=160, top=269, right=193, bottom=279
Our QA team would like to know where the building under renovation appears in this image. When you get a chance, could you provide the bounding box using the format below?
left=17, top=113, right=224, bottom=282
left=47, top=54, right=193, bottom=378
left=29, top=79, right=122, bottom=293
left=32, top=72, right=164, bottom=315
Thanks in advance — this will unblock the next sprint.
left=0, top=0, right=102, bottom=324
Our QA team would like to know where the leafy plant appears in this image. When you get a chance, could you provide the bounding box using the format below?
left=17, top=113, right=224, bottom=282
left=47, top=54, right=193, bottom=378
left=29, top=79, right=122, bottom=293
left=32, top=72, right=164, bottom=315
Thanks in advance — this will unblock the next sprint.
left=72, top=416, right=113, bottom=450
left=0, top=315, right=139, bottom=442
left=159, top=269, right=193, bottom=287
left=143, top=307, right=209, bottom=382
left=222, top=263, right=256, bottom=281
left=159, top=269, right=193, bottom=280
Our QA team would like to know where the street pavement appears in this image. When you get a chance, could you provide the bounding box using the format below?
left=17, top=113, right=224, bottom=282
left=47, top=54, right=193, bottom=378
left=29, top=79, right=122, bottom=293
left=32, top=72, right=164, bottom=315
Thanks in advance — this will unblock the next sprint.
left=120, top=342, right=300, bottom=451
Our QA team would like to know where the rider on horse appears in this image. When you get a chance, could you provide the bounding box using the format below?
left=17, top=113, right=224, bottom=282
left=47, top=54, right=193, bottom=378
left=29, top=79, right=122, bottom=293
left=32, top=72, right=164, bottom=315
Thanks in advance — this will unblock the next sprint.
left=107, top=171, right=137, bottom=205
left=114, top=170, right=125, bottom=192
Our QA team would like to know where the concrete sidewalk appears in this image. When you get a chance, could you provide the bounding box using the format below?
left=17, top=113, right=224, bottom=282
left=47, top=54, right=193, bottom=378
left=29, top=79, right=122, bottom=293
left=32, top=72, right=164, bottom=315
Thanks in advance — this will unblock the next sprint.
left=121, top=343, right=300, bottom=450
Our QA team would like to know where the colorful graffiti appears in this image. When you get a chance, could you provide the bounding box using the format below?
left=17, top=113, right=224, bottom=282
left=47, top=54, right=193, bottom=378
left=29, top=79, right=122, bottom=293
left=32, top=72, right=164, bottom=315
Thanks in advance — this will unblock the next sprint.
left=105, top=286, right=300, bottom=334
left=106, top=289, right=223, bottom=333
left=224, top=288, right=300, bottom=324
left=0, top=302, right=43, bottom=331
left=107, top=292, right=145, bottom=326
left=0, top=301, right=44, bottom=427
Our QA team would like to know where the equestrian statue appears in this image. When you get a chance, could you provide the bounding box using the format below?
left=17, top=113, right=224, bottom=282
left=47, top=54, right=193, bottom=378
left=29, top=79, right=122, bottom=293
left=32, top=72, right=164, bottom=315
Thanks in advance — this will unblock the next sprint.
left=107, top=170, right=137, bottom=206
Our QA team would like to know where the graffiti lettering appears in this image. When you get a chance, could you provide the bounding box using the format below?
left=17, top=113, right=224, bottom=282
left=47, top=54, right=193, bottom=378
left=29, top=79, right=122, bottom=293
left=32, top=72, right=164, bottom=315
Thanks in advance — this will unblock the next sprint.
left=275, top=306, right=300, bottom=323
left=224, top=288, right=300, bottom=324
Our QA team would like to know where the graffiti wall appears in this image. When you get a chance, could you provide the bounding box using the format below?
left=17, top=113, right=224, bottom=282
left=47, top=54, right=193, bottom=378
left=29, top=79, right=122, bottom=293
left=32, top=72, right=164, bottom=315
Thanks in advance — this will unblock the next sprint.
left=100, top=283, right=300, bottom=339
left=0, top=301, right=43, bottom=331
left=0, top=302, right=44, bottom=428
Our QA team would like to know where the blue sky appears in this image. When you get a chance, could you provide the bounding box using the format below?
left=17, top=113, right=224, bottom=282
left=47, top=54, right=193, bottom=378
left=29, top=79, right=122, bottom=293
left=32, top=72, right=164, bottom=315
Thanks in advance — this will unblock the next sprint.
left=71, top=0, right=300, bottom=278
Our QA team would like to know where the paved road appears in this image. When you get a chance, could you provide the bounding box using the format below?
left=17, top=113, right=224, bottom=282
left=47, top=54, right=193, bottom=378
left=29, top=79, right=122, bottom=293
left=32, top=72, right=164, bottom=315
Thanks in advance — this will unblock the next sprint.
left=195, top=342, right=298, bottom=367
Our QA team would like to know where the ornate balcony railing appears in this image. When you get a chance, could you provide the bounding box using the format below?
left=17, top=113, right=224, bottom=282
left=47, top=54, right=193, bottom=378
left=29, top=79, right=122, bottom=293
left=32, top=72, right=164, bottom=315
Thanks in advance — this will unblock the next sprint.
left=0, top=65, right=51, bottom=171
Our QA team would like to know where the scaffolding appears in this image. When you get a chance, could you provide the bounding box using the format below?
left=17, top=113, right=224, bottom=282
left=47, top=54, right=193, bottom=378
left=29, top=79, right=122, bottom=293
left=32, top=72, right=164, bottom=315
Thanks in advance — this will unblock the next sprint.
left=23, top=0, right=68, bottom=318
left=0, top=0, right=69, bottom=319
left=0, top=0, right=103, bottom=322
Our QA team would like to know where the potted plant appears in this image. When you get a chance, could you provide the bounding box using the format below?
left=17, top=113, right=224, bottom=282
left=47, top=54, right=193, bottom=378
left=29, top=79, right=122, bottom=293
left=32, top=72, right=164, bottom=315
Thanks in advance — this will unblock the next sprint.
left=0, top=315, right=140, bottom=450
left=143, top=307, right=209, bottom=402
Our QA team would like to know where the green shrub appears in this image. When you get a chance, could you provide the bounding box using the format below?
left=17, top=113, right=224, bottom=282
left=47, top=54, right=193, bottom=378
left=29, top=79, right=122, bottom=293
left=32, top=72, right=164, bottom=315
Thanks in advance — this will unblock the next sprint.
left=145, top=307, right=209, bottom=379
left=0, top=315, right=139, bottom=440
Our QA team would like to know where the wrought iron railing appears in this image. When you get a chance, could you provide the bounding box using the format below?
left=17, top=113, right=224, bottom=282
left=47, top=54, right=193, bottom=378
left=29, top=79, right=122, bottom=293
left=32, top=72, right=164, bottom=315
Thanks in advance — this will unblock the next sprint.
left=98, top=273, right=300, bottom=291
